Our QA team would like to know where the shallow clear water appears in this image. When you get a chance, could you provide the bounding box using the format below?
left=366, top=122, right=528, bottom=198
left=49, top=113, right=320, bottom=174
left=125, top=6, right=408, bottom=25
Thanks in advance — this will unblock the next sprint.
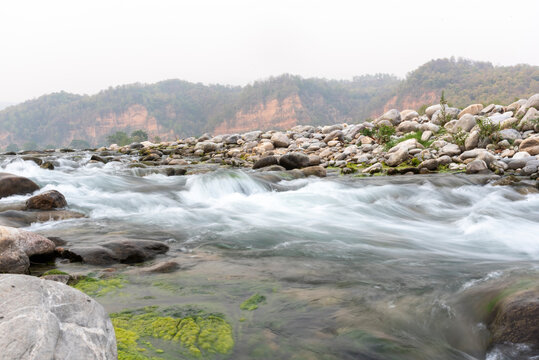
left=2, top=154, right=539, bottom=359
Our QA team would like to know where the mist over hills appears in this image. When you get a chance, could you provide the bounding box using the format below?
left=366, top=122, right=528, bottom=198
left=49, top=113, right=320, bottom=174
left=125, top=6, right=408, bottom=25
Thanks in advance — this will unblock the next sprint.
left=0, top=57, right=537, bottom=149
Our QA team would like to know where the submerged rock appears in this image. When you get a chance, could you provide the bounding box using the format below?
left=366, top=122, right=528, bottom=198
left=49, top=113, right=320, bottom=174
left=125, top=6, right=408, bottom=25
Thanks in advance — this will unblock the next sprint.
left=63, top=239, right=169, bottom=265
left=0, top=173, right=39, bottom=199
left=488, top=288, right=539, bottom=350
left=0, top=274, right=117, bottom=359
left=0, top=226, right=55, bottom=273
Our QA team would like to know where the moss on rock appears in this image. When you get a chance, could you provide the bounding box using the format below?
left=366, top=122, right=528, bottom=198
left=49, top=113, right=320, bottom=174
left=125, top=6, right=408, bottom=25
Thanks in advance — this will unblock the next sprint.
left=42, top=269, right=69, bottom=276
left=71, top=275, right=127, bottom=297
left=240, top=293, right=266, bottom=311
left=111, top=306, right=234, bottom=359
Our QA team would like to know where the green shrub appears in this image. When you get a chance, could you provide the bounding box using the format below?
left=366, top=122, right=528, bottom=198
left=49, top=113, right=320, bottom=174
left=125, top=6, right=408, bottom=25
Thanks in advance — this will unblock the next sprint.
left=476, top=117, right=500, bottom=141
left=451, top=128, right=468, bottom=147
left=376, top=125, right=396, bottom=144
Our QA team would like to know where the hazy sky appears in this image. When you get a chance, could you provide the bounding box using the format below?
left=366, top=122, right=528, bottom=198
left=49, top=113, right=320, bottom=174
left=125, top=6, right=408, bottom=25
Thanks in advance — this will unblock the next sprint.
left=1, top=0, right=538, bottom=103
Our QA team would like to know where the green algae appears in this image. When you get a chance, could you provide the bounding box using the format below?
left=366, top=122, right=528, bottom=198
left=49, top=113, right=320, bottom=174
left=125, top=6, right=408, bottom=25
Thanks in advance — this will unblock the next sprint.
left=72, top=275, right=127, bottom=297
left=42, top=269, right=69, bottom=276
left=111, top=306, right=234, bottom=359
left=486, top=280, right=536, bottom=313
left=240, top=293, right=266, bottom=311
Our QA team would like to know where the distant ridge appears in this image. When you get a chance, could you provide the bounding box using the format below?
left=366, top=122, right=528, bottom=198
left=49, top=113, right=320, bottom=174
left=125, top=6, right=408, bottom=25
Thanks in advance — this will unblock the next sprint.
left=0, top=58, right=537, bottom=149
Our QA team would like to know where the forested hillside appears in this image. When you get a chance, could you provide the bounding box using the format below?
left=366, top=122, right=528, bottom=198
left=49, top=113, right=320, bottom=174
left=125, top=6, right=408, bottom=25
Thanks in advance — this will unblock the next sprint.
left=0, top=58, right=537, bottom=149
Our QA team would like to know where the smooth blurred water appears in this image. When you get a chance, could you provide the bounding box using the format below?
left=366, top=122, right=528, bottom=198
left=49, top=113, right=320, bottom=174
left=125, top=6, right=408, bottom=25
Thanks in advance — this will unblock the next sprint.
left=1, top=154, right=538, bottom=359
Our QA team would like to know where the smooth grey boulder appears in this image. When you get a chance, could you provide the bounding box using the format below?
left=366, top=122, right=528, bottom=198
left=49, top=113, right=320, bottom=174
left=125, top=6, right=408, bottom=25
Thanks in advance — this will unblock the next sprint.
left=516, top=93, right=539, bottom=117
left=279, top=153, right=310, bottom=170
left=0, top=274, right=117, bottom=360
left=252, top=155, right=279, bottom=169
left=498, top=129, right=521, bottom=141
left=466, top=159, right=489, bottom=174
left=376, top=109, right=401, bottom=125
left=386, top=147, right=409, bottom=167
left=0, top=173, right=40, bottom=199
left=0, top=226, right=55, bottom=274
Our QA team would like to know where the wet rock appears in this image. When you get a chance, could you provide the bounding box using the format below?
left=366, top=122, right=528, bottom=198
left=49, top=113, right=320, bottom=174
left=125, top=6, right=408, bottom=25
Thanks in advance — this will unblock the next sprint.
left=0, top=210, right=85, bottom=228
left=301, top=166, right=326, bottom=177
left=466, top=159, right=489, bottom=174
left=65, top=239, right=169, bottom=265
left=519, top=135, right=539, bottom=155
left=362, top=163, right=382, bottom=174
left=21, top=156, right=43, bottom=165
left=25, top=190, right=67, bottom=210
left=492, top=175, right=520, bottom=186
left=40, top=161, right=55, bottom=170
left=0, top=226, right=56, bottom=273
left=164, top=168, right=187, bottom=176
left=252, top=155, right=279, bottom=169
left=90, top=154, right=107, bottom=163
left=0, top=173, right=40, bottom=199
left=0, top=274, right=117, bottom=359
left=279, top=153, right=310, bottom=170
left=488, top=289, right=539, bottom=349
left=138, top=260, right=181, bottom=273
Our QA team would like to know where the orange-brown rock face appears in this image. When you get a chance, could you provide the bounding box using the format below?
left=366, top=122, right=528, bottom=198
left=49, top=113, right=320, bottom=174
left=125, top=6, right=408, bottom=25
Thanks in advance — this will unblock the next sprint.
left=66, top=105, right=173, bottom=145
left=381, top=91, right=438, bottom=114
left=214, top=95, right=304, bottom=134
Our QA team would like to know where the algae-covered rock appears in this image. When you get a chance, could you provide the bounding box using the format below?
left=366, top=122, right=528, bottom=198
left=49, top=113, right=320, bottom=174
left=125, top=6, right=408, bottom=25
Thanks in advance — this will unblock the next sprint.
left=240, top=293, right=266, bottom=311
left=71, top=275, right=127, bottom=297
left=111, top=306, right=234, bottom=359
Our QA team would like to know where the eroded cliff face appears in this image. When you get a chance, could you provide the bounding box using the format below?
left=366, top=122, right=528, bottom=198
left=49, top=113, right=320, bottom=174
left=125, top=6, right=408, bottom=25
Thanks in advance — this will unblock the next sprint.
left=214, top=95, right=304, bottom=134
left=66, top=105, right=174, bottom=145
left=382, top=91, right=438, bottom=113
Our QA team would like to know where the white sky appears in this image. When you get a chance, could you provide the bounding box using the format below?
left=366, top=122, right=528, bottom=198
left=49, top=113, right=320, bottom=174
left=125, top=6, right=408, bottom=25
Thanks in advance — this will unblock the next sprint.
left=1, top=0, right=538, bottom=103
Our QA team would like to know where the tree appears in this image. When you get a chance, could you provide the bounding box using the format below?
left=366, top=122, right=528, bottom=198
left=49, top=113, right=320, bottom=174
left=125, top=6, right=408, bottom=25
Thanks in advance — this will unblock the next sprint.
left=22, top=142, right=38, bottom=150
left=131, top=129, right=148, bottom=143
left=106, top=131, right=131, bottom=146
left=69, top=139, right=91, bottom=149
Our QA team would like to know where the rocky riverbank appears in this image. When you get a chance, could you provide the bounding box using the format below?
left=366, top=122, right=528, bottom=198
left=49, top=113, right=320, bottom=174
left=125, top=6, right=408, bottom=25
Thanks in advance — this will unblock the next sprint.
left=77, top=94, right=539, bottom=182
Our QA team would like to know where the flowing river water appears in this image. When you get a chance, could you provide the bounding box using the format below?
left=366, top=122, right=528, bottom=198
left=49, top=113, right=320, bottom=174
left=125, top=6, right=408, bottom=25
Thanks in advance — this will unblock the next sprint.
left=1, top=153, right=538, bottom=360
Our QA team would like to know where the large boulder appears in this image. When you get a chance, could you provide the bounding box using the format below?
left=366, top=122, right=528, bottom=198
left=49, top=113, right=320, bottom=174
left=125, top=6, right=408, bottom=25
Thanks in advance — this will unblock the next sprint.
left=488, top=289, right=539, bottom=350
left=25, top=190, right=67, bottom=210
left=376, top=109, right=401, bottom=126
left=0, top=226, right=55, bottom=274
left=453, top=113, right=477, bottom=132
left=60, top=239, right=169, bottom=265
left=400, top=110, right=419, bottom=121
left=0, top=173, right=39, bottom=199
left=279, top=153, right=310, bottom=170
left=519, top=135, right=539, bottom=156
left=396, top=121, right=419, bottom=133
left=252, top=156, right=279, bottom=170
left=385, top=147, right=409, bottom=167
left=194, top=141, right=218, bottom=153
left=0, top=274, right=117, bottom=359
left=518, top=107, right=539, bottom=131
left=466, top=159, right=489, bottom=174
left=516, top=93, right=539, bottom=117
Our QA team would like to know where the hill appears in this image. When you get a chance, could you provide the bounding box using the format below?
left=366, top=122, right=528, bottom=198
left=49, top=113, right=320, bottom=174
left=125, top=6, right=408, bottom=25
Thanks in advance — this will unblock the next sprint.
left=0, top=58, right=537, bottom=149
